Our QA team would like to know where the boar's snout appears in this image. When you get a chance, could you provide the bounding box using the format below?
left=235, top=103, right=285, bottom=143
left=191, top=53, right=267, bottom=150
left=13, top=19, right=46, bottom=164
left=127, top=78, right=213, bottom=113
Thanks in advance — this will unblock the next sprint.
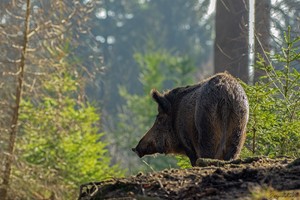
left=132, top=130, right=162, bottom=158
left=132, top=146, right=145, bottom=158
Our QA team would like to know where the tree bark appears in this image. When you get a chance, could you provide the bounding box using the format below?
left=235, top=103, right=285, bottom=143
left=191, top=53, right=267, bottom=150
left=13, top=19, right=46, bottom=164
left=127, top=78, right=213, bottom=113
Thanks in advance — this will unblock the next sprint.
left=214, top=0, right=249, bottom=83
left=253, top=0, right=271, bottom=82
left=0, top=0, right=31, bottom=199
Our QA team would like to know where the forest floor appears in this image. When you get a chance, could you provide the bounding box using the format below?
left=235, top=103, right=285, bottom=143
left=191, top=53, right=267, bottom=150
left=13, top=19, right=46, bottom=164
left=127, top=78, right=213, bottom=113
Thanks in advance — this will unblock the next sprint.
left=78, top=157, right=300, bottom=200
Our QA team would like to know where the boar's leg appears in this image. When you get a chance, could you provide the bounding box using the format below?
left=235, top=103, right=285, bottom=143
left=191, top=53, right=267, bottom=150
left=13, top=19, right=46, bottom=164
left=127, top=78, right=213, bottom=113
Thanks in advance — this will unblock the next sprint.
left=195, top=94, right=228, bottom=160
left=195, top=113, right=217, bottom=159
left=184, top=147, right=198, bottom=167
left=179, top=130, right=200, bottom=166
left=224, top=127, right=246, bottom=160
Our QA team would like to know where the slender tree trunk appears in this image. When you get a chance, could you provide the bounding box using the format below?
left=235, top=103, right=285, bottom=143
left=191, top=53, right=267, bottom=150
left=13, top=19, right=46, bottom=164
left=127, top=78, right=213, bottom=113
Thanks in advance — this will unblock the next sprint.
left=253, top=0, right=271, bottom=82
left=214, top=0, right=249, bottom=83
left=0, top=0, right=31, bottom=199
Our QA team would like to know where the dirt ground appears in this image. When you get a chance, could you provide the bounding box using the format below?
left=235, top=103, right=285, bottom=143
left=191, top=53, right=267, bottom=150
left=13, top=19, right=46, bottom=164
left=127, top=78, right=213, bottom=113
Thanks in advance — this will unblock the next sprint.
left=78, top=157, right=300, bottom=200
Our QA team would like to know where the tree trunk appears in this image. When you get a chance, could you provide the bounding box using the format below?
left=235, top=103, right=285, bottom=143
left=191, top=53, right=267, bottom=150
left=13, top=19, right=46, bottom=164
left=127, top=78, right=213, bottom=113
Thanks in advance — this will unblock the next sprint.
left=214, top=0, right=249, bottom=83
left=253, top=0, right=271, bottom=82
left=0, top=0, right=31, bottom=199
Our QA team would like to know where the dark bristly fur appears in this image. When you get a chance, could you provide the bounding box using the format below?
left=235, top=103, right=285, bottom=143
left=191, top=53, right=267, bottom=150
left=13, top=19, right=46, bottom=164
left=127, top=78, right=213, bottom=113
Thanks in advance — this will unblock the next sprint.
left=132, top=72, right=249, bottom=166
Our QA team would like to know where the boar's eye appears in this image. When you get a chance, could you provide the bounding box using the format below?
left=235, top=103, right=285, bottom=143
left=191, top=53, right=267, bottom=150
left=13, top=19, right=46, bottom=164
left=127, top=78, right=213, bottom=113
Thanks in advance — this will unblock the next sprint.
left=155, top=116, right=161, bottom=124
left=155, top=116, right=160, bottom=123
left=156, top=115, right=167, bottom=124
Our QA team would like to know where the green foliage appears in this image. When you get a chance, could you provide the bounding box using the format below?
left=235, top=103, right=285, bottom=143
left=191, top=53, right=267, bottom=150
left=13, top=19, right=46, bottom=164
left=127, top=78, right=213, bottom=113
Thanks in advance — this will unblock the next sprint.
left=91, top=0, right=213, bottom=115
left=176, top=155, right=192, bottom=169
left=17, top=44, right=124, bottom=199
left=115, top=47, right=195, bottom=173
left=242, top=27, right=300, bottom=157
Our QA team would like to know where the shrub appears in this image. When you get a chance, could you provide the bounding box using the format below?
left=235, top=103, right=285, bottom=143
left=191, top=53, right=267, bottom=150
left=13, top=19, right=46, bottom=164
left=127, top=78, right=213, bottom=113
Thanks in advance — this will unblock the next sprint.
left=242, top=27, right=300, bottom=157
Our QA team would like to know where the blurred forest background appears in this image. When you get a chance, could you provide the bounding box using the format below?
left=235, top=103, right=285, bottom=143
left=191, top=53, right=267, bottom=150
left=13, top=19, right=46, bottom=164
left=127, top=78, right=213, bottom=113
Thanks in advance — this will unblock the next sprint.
left=0, top=0, right=300, bottom=199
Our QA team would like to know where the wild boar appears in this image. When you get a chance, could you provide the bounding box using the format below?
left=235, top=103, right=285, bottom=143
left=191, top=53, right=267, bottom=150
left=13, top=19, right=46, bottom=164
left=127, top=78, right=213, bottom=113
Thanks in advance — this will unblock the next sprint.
left=132, top=72, right=249, bottom=166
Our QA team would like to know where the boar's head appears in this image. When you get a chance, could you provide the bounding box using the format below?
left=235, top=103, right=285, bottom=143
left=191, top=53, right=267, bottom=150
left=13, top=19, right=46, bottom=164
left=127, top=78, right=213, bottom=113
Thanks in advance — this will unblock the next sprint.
left=132, top=89, right=174, bottom=158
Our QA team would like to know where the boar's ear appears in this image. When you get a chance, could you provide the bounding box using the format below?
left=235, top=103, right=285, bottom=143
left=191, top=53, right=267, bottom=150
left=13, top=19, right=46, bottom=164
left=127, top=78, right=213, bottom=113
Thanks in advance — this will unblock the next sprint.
left=151, top=89, right=171, bottom=114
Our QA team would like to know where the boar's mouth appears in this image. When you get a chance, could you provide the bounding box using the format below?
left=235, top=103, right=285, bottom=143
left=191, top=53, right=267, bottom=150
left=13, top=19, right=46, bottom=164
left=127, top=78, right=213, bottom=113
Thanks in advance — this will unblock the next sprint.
left=132, top=147, right=145, bottom=158
left=132, top=145, right=165, bottom=158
